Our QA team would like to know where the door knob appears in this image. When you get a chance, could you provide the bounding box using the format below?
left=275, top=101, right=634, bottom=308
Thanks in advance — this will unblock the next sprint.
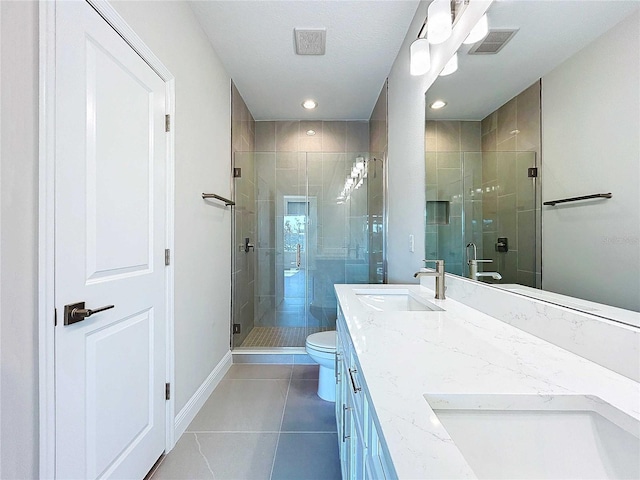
left=64, top=301, right=114, bottom=326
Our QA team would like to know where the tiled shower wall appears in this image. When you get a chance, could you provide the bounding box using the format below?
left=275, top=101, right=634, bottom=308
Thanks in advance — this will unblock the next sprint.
left=480, top=81, right=541, bottom=287
left=231, top=83, right=256, bottom=347
left=425, top=81, right=541, bottom=285
left=368, top=81, right=388, bottom=283
left=253, top=121, right=369, bottom=329
left=425, top=121, right=483, bottom=276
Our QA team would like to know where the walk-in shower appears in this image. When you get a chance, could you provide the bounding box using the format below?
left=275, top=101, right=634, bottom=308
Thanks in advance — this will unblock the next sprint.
left=425, top=149, right=538, bottom=286
left=231, top=151, right=385, bottom=350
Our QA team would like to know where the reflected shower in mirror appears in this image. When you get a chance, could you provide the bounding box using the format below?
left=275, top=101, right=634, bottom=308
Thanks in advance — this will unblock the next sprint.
left=423, top=1, right=640, bottom=326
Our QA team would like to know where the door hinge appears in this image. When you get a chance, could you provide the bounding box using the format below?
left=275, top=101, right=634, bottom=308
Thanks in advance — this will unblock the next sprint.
left=165, top=249, right=171, bottom=266
left=527, top=167, right=538, bottom=178
left=165, top=383, right=171, bottom=400
left=165, top=114, right=171, bottom=132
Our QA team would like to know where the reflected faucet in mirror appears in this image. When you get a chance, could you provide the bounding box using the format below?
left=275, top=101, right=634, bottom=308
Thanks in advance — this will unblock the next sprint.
left=415, top=259, right=446, bottom=300
left=466, top=243, right=501, bottom=281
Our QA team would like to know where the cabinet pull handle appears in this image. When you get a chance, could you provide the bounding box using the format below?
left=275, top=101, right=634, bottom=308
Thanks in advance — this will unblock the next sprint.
left=348, top=367, right=362, bottom=394
left=342, top=404, right=350, bottom=442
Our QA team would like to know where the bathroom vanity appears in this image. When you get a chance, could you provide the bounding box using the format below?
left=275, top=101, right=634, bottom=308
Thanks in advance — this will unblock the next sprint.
left=334, top=284, right=640, bottom=479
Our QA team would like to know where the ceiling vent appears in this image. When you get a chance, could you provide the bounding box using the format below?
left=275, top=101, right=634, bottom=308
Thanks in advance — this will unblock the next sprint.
left=294, top=28, right=326, bottom=55
left=468, top=29, right=518, bottom=55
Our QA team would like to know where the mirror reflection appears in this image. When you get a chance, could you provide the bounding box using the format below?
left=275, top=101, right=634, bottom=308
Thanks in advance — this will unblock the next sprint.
left=424, top=1, right=640, bottom=325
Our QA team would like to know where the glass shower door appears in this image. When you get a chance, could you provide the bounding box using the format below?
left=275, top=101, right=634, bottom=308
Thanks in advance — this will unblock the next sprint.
left=235, top=150, right=384, bottom=349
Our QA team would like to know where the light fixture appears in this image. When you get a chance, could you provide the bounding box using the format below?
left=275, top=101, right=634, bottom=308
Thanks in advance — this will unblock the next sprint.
left=306, top=129, right=316, bottom=136
left=410, top=38, right=430, bottom=76
left=427, top=0, right=452, bottom=45
left=302, top=99, right=317, bottom=110
left=430, top=100, right=447, bottom=109
left=463, top=13, right=489, bottom=45
left=439, top=52, right=458, bottom=76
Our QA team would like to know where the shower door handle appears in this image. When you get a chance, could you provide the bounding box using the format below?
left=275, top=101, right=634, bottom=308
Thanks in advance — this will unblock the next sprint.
left=296, top=244, right=301, bottom=268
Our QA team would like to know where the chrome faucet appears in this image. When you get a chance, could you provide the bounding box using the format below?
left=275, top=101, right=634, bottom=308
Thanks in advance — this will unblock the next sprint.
left=465, top=243, right=501, bottom=281
left=414, top=259, right=445, bottom=299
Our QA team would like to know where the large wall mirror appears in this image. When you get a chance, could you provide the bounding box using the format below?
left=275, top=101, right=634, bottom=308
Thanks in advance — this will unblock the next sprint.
left=424, top=1, right=640, bottom=327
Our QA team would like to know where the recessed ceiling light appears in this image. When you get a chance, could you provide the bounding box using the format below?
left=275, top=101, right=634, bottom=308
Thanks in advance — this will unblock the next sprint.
left=302, top=99, right=318, bottom=110
left=430, top=100, right=447, bottom=109
left=306, top=129, right=316, bottom=136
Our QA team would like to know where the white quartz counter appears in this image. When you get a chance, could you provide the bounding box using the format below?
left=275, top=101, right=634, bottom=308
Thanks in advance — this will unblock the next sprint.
left=334, top=284, right=640, bottom=479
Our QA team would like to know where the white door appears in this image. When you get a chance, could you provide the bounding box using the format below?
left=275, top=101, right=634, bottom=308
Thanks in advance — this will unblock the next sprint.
left=54, top=2, right=168, bottom=478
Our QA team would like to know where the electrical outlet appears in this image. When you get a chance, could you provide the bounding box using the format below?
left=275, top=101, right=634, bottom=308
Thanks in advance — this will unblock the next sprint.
left=233, top=324, right=241, bottom=334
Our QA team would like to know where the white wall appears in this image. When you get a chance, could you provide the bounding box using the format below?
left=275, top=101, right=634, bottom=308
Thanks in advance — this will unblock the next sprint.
left=386, top=0, right=491, bottom=283
left=542, top=10, right=640, bottom=312
left=0, top=2, right=39, bottom=478
left=111, top=1, right=232, bottom=413
left=0, top=1, right=233, bottom=475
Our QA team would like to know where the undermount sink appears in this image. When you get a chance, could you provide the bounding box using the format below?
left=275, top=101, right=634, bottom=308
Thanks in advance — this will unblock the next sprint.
left=354, top=289, right=444, bottom=312
left=424, top=394, right=640, bottom=480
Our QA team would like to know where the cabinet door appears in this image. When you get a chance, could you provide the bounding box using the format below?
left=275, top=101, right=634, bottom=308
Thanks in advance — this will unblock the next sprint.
left=349, top=399, right=366, bottom=480
left=338, top=355, right=350, bottom=479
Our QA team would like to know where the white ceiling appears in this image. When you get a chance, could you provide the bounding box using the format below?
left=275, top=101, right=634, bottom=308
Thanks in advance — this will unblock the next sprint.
left=425, top=1, right=640, bottom=121
left=189, top=0, right=421, bottom=120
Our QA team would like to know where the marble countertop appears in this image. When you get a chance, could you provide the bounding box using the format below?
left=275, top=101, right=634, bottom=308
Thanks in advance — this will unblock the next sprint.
left=494, top=283, right=640, bottom=328
left=334, top=284, right=640, bottom=479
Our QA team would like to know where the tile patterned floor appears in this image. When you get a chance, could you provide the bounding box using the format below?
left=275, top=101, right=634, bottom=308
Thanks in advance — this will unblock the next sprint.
left=240, top=327, right=332, bottom=348
left=148, top=364, right=341, bottom=480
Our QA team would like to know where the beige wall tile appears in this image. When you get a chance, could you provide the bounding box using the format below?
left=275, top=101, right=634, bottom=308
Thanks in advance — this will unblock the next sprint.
left=346, top=121, right=369, bottom=152
left=496, top=96, right=517, bottom=144
left=497, top=151, right=517, bottom=196
left=275, top=121, right=299, bottom=152
left=299, top=120, right=323, bottom=152
left=517, top=210, right=536, bottom=272
left=435, top=121, right=461, bottom=152
left=497, top=135, right=516, bottom=152
left=516, top=81, right=541, bottom=152
left=461, top=121, right=482, bottom=151
left=482, top=152, right=497, bottom=184
left=482, top=130, right=497, bottom=152
left=497, top=193, right=517, bottom=242
left=516, top=152, right=536, bottom=211
left=437, top=152, right=462, bottom=169
left=256, top=122, right=276, bottom=152
left=425, top=152, right=437, bottom=186
left=322, top=121, right=347, bottom=152
left=482, top=180, right=498, bottom=233
left=481, top=111, right=497, bottom=135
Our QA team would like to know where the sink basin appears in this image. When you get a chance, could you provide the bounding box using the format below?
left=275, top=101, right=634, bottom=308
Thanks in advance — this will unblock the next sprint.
left=424, top=394, right=640, bottom=479
left=354, top=289, right=444, bottom=312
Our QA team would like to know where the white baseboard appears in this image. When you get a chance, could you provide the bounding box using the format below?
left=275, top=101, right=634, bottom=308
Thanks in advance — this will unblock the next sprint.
left=173, top=350, right=232, bottom=440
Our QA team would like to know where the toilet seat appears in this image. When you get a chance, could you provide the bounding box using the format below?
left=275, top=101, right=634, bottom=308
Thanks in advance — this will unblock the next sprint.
left=305, top=331, right=336, bottom=353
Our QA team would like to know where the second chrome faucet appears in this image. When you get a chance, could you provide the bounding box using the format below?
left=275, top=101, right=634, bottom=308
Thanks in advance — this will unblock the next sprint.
left=414, top=259, right=446, bottom=299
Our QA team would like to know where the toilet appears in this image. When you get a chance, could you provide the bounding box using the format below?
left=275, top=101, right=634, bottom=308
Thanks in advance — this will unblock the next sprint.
left=305, top=331, right=337, bottom=402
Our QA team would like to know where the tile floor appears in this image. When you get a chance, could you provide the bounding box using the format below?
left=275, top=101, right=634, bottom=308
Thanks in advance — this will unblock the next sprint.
left=239, top=327, right=332, bottom=348
left=148, top=364, right=341, bottom=480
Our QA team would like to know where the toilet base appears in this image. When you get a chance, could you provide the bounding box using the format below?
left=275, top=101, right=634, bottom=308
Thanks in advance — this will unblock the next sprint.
left=317, top=364, right=336, bottom=402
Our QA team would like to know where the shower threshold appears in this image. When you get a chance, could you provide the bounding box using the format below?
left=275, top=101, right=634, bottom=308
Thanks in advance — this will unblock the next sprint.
left=231, top=346, right=315, bottom=365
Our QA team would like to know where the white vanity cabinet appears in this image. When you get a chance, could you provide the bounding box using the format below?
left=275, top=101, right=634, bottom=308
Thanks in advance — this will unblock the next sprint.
left=336, top=307, right=397, bottom=480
